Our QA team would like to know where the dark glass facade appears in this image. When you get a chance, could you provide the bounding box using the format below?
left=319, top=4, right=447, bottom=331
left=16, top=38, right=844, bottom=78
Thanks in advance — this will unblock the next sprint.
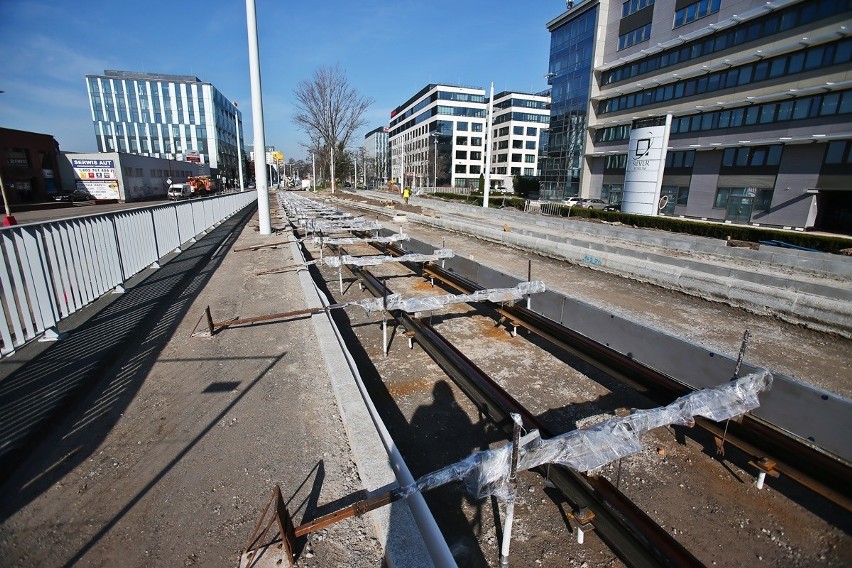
left=541, top=4, right=598, bottom=200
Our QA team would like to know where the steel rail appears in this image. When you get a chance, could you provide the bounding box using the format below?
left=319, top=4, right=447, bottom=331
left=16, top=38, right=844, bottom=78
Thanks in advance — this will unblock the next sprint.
left=418, top=261, right=852, bottom=513
left=348, top=263, right=704, bottom=568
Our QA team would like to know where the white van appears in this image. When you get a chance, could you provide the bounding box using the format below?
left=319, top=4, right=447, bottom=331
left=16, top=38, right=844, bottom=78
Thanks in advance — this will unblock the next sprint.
left=167, top=183, right=192, bottom=200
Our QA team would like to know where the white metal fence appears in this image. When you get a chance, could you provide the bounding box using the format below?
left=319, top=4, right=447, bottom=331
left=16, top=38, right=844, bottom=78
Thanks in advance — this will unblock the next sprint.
left=0, top=191, right=256, bottom=356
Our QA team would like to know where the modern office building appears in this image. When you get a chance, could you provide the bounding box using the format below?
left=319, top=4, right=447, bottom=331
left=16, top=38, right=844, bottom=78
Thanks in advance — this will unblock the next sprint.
left=491, top=90, right=551, bottom=187
left=84, top=70, right=245, bottom=189
left=544, top=0, right=852, bottom=232
left=389, top=84, right=487, bottom=189
left=363, top=126, right=389, bottom=185
left=541, top=2, right=601, bottom=201
left=388, top=84, right=551, bottom=190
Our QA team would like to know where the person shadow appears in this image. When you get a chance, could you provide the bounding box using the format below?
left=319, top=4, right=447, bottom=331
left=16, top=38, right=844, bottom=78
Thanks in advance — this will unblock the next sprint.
left=408, top=381, right=501, bottom=568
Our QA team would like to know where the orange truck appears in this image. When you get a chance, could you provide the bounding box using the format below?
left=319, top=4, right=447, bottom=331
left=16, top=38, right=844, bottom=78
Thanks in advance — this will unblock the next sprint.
left=187, top=176, right=218, bottom=196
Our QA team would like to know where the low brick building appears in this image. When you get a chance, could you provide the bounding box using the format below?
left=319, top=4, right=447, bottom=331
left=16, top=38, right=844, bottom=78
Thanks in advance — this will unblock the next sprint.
left=0, top=127, right=65, bottom=204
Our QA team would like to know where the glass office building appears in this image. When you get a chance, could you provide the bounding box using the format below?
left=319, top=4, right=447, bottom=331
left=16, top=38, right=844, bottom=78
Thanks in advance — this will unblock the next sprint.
left=85, top=70, right=245, bottom=188
left=540, top=2, right=599, bottom=201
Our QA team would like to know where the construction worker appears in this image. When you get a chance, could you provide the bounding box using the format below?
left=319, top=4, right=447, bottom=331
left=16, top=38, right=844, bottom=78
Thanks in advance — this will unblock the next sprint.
left=402, top=186, right=411, bottom=205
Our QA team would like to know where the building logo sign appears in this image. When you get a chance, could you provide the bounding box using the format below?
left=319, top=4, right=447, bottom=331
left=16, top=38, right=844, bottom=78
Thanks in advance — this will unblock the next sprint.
left=72, top=159, right=116, bottom=181
left=621, top=115, right=672, bottom=216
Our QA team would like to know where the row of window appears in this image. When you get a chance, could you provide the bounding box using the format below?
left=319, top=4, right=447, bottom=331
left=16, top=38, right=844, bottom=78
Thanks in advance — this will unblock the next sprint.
left=493, top=111, right=550, bottom=125
left=98, top=135, right=209, bottom=155
left=714, top=187, right=774, bottom=211
left=599, top=38, right=851, bottom=114
left=455, top=136, right=483, bottom=146
left=99, top=122, right=208, bottom=140
left=602, top=0, right=851, bottom=85
left=601, top=184, right=775, bottom=215
left=492, top=153, right=537, bottom=164
left=622, top=0, right=653, bottom=18
left=596, top=90, right=852, bottom=143
left=455, top=121, right=484, bottom=132
left=721, top=145, right=783, bottom=168
left=618, top=22, right=652, bottom=51
left=493, top=97, right=550, bottom=111
left=391, top=90, right=486, bottom=128
left=825, top=140, right=852, bottom=164
left=673, top=0, right=721, bottom=29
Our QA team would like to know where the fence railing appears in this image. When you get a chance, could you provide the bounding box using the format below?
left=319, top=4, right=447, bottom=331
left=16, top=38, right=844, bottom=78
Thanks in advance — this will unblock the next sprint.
left=0, top=191, right=257, bottom=356
left=415, top=187, right=473, bottom=196
left=524, top=200, right=569, bottom=216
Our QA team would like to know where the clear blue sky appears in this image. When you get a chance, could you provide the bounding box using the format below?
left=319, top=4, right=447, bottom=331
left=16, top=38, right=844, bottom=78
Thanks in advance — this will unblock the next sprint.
left=0, top=0, right=565, bottom=161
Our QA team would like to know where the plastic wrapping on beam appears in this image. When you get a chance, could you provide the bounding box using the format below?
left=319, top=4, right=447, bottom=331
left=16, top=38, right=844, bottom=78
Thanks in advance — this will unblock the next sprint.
left=314, top=234, right=410, bottom=246
left=353, top=281, right=546, bottom=315
left=323, top=249, right=455, bottom=268
left=312, top=221, right=382, bottom=233
left=396, top=370, right=773, bottom=502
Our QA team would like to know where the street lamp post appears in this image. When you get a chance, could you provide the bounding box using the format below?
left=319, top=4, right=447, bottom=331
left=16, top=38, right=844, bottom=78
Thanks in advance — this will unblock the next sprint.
left=431, top=132, right=439, bottom=189
left=311, top=152, right=316, bottom=192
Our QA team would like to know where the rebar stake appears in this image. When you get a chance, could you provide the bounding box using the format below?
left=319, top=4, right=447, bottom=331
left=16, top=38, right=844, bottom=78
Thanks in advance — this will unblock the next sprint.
left=499, top=413, right=523, bottom=566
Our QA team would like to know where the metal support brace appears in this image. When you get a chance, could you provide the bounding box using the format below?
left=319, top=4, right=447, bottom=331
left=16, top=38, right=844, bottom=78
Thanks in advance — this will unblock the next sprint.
left=749, top=457, right=779, bottom=490
left=568, top=507, right=595, bottom=545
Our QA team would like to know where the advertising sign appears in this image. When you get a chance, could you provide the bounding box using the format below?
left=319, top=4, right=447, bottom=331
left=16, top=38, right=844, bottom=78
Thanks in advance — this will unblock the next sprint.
left=71, top=158, right=117, bottom=181
left=621, top=115, right=672, bottom=216
left=76, top=179, right=120, bottom=200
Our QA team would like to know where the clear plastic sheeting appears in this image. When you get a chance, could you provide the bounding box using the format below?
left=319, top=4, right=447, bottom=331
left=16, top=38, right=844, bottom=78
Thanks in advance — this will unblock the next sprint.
left=323, top=249, right=455, bottom=268
left=310, top=220, right=382, bottom=233
left=314, top=234, right=410, bottom=246
left=396, top=370, right=773, bottom=502
left=354, top=281, right=546, bottom=314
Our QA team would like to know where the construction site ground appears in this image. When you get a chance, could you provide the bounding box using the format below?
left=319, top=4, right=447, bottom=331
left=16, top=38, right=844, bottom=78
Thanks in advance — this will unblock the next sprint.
left=0, top=190, right=849, bottom=567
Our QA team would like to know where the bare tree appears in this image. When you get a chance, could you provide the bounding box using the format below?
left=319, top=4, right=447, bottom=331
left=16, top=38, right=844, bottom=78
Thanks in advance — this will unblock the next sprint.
left=293, top=65, right=373, bottom=192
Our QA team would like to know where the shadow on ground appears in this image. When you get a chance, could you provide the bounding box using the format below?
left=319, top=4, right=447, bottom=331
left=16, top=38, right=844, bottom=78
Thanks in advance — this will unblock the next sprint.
left=0, top=204, right=256, bottom=522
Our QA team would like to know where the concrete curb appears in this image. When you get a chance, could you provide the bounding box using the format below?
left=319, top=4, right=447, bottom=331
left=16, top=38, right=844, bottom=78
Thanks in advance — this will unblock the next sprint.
left=288, top=233, right=447, bottom=567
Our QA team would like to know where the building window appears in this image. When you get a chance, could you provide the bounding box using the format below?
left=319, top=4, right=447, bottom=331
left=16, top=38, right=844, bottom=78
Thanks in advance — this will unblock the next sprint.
left=470, top=165, right=481, bottom=174
left=470, top=151, right=482, bottom=161
left=471, top=137, right=482, bottom=146
left=618, top=23, right=651, bottom=50
left=456, top=136, right=468, bottom=145
left=526, top=127, right=537, bottom=136
left=498, top=127, right=510, bottom=137
left=602, top=183, right=624, bottom=205
left=456, top=150, right=467, bottom=159
left=455, top=164, right=467, bottom=174
left=664, top=150, right=695, bottom=169
left=457, top=121, right=469, bottom=131
left=497, top=140, right=509, bottom=150
left=512, top=140, right=523, bottom=149
left=622, top=0, right=654, bottom=18
left=511, top=153, right=522, bottom=162
left=513, top=126, right=524, bottom=135
left=525, top=140, right=536, bottom=150
left=674, top=0, right=721, bottom=28
left=135, top=168, right=143, bottom=177
left=524, top=155, right=536, bottom=163
left=472, top=123, right=483, bottom=132
left=524, top=168, right=534, bottom=176
left=721, top=145, right=783, bottom=168
left=604, top=154, right=627, bottom=172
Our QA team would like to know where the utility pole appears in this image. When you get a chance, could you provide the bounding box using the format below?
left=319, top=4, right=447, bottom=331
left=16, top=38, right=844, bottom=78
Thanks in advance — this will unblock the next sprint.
left=483, top=82, right=494, bottom=208
left=245, top=0, right=271, bottom=234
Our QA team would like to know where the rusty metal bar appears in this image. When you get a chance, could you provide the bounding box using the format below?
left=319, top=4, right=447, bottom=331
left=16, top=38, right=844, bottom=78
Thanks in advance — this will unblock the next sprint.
left=293, top=489, right=402, bottom=538
left=233, top=239, right=292, bottom=252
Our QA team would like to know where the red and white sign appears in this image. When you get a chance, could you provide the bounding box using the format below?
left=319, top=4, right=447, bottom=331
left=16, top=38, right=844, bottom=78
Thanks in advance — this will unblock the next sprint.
left=186, top=152, right=201, bottom=163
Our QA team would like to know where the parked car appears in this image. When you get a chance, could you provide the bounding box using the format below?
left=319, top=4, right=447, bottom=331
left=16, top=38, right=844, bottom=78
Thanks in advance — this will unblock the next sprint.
left=582, top=198, right=608, bottom=210
left=561, top=196, right=584, bottom=206
left=53, top=190, right=95, bottom=203
left=167, top=183, right=193, bottom=200
left=603, top=203, right=621, bottom=212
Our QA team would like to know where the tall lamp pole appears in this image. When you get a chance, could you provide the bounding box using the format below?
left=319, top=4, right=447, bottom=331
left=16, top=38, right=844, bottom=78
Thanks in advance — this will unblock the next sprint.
left=431, top=132, right=439, bottom=189
left=233, top=101, right=245, bottom=191
left=245, top=0, right=271, bottom=234
left=311, top=152, right=316, bottom=192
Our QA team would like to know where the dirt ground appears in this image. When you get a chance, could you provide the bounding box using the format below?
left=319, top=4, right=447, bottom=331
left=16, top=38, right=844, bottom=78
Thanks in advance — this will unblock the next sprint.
left=0, top=191, right=848, bottom=568
left=0, top=210, right=383, bottom=567
left=315, top=191, right=851, bottom=566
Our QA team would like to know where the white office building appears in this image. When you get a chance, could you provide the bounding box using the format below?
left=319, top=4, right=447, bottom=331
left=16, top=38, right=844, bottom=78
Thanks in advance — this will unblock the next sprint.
left=388, top=84, right=551, bottom=190
left=85, top=70, right=245, bottom=189
left=490, top=90, right=551, bottom=188
left=389, top=84, right=487, bottom=189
